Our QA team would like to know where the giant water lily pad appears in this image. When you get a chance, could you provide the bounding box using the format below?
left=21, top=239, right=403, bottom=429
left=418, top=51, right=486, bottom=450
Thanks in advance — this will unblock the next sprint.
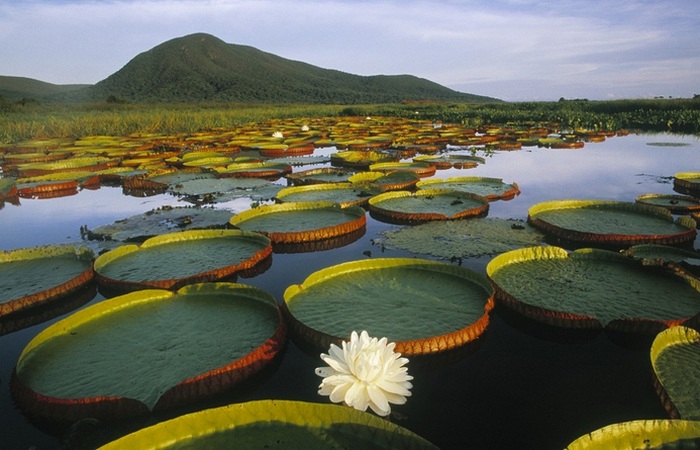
left=417, top=177, right=520, bottom=201
left=487, top=246, right=700, bottom=333
left=230, top=201, right=366, bottom=244
left=674, top=172, right=700, bottom=196
left=636, top=193, right=700, bottom=214
left=378, top=218, right=545, bottom=259
left=368, top=189, right=489, bottom=224
left=369, top=161, right=437, bottom=178
left=98, top=399, right=438, bottom=449
left=275, top=183, right=378, bottom=208
left=11, top=283, right=286, bottom=422
left=167, top=177, right=282, bottom=202
left=331, top=150, right=398, bottom=168
left=565, top=419, right=700, bottom=449
left=528, top=199, right=697, bottom=248
left=215, top=161, right=292, bottom=179
left=285, top=167, right=357, bottom=186
left=283, top=258, right=494, bottom=356
left=624, top=244, right=700, bottom=278
left=94, top=230, right=272, bottom=293
left=1, top=245, right=94, bottom=317
left=651, top=326, right=700, bottom=419
left=412, top=154, right=485, bottom=169
left=84, top=206, right=235, bottom=242
left=349, top=170, right=421, bottom=192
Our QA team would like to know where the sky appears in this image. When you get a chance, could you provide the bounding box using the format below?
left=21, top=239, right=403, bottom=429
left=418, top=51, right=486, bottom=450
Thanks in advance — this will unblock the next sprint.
left=0, top=0, right=698, bottom=101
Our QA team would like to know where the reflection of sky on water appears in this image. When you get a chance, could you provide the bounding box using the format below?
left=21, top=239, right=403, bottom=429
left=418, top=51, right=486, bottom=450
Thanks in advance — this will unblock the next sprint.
left=1, top=133, right=697, bottom=252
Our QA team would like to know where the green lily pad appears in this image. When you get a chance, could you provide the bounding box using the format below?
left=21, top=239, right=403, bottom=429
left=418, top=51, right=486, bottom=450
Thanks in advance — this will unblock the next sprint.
left=98, top=399, right=438, bottom=449
left=1, top=245, right=95, bottom=317
left=167, top=177, right=283, bottom=202
left=349, top=170, right=421, bottom=192
left=412, top=154, right=485, bottom=169
left=565, top=419, right=700, bottom=449
left=267, top=156, right=331, bottom=166
left=377, top=218, right=545, bottom=259
left=674, top=172, right=700, bottom=196
left=368, top=189, right=489, bottom=224
left=11, top=283, right=286, bottom=422
left=283, top=257, right=494, bottom=356
left=528, top=199, right=697, bottom=248
left=651, top=326, right=700, bottom=419
left=331, top=150, right=398, bottom=169
left=636, top=193, right=700, bottom=214
left=286, top=167, right=357, bottom=185
left=230, top=201, right=366, bottom=244
left=417, top=177, right=520, bottom=201
left=84, top=206, right=235, bottom=242
left=487, top=246, right=700, bottom=332
left=94, top=230, right=272, bottom=293
left=276, top=183, right=378, bottom=208
left=368, top=161, right=436, bottom=178
left=215, top=161, right=292, bottom=179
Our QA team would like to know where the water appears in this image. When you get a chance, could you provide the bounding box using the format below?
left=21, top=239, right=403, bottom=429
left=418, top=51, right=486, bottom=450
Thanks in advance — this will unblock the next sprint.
left=1, top=132, right=698, bottom=449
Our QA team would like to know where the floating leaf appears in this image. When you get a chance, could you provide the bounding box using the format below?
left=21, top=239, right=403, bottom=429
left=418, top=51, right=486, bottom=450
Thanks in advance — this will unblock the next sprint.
left=0, top=245, right=95, bottom=317
left=283, top=257, right=494, bottom=356
left=565, top=419, right=700, bottom=449
left=368, top=189, right=489, bottom=224
left=276, top=183, right=378, bottom=208
left=487, top=246, right=700, bottom=333
left=98, top=399, right=438, bottom=449
left=651, top=326, right=700, bottom=419
left=378, top=218, right=545, bottom=258
left=528, top=199, right=697, bottom=248
left=84, top=206, right=234, bottom=242
left=417, top=176, right=520, bottom=201
left=94, top=230, right=271, bottom=293
left=11, top=283, right=286, bottom=422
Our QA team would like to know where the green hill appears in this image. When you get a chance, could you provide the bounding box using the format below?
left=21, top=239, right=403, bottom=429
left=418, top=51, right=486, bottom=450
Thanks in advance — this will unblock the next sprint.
left=2, top=33, right=499, bottom=104
left=0, top=76, right=88, bottom=102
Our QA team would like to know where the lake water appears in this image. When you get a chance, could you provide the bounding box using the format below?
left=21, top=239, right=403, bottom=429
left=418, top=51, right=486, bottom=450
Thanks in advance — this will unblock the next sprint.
left=1, top=131, right=698, bottom=449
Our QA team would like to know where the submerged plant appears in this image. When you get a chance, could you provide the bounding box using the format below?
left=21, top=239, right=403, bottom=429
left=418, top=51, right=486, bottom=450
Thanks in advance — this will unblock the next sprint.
left=315, top=330, right=412, bottom=417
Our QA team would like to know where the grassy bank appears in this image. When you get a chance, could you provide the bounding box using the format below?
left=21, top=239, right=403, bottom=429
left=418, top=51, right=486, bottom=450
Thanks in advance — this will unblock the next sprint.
left=2, top=98, right=699, bottom=143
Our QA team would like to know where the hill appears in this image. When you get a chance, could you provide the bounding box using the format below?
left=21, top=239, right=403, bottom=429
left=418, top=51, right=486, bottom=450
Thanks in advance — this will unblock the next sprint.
left=0, top=76, right=88, bottom=102
left=2, top=33, right=499, bottom=104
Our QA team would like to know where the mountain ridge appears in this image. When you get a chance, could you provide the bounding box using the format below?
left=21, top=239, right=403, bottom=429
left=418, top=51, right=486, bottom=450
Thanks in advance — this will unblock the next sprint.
left=1, top=33, right=500, bottom=104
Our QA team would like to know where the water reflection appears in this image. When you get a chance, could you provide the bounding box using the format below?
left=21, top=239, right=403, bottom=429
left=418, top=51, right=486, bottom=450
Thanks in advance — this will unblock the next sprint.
left=0, top=132, right=698, bottom=449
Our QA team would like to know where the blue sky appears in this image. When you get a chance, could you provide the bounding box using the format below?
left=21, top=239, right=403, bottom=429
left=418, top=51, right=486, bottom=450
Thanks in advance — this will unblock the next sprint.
left=0, top=0, right=698, bottom=101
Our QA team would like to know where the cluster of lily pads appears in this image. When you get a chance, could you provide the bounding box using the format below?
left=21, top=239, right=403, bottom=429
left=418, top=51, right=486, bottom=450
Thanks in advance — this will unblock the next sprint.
left=2, top=116, right=700, bottom=447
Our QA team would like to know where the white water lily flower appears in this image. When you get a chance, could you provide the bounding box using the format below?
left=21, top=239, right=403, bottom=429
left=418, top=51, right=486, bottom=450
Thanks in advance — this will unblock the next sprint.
left=301, top=124, right=310, bottom=131
left=272, top=131, right=284, bottom=138
left=315, top=330, right=413, bottom=417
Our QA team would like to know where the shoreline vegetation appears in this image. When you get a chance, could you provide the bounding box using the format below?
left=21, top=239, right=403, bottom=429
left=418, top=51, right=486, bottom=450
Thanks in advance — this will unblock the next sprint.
left=1, top=97, right=700, bottom=143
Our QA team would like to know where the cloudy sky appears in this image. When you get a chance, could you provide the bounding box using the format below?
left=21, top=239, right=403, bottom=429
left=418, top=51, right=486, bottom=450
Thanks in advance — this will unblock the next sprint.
left=1, top=0, right=698, bottom=101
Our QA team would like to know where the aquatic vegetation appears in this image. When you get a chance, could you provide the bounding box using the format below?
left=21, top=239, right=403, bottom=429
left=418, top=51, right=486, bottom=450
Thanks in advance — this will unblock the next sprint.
left=528, top=199, right=697, bottom=248
left=283, top=258, right=494, bottom=356
left=487, top=246, right=700, bottom=334
left=97, top=399, right=438, bottom=449
left=11, top=283, right=286, bottom=422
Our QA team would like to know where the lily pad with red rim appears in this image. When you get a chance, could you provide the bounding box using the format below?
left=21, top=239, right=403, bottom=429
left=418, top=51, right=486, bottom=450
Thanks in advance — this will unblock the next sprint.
left=94, top=230, right=272, bottom=294
left=283, top=257, right=494, bottom=356
left=11, top=282, right=286, bottom=422
left=486, top=246, right=700, bottom=335
left=368, top=189, right=489, bottom=224
left=527, top=199, right=697, bottom=248
left=417, top=176, right=520, bottom=201
left=230, top=201, right=366, bottom=245
left=1, top=245, right=95, bottom=317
